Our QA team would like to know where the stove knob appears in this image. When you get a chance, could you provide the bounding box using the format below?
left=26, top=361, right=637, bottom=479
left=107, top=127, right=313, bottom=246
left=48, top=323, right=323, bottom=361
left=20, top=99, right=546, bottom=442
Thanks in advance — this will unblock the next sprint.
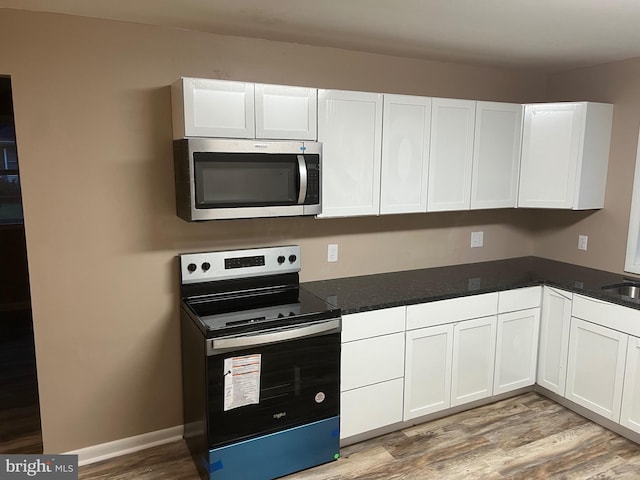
left=277, top=313, right=285, bottom=318
left=187, top=263, right=197, bottom=273
left=277, top=255, right=285, bottom=264
left=288, top=254, right=297, bottom=263
left=202, top=262, right=211, bottom=271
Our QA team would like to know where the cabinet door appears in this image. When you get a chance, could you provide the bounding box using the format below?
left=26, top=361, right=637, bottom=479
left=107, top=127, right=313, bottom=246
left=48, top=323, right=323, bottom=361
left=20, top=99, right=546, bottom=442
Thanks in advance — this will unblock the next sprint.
left=340, top=378, right=404, bottom=439
left=621, top=336, right=640, bottom=434
left=181, top=78, right=255, bottom=138
left=427, top=98, right=475, bottom=212
left=537, top=287, right=572, bottom=395
left=494, top=308, right=540, bottom=395
left=254, top=84, right=317, bottom=140
left=471, top=102, right=523, bottom=209
left=518, top=103, right=583, bottom=209
left=404, top=324, right=454, bottom=420
left=380, top=94, right=431, bottom=214
left=566, top=317, right=628, bottom=420
left=318, top=90, right=383, bottom=217
left=451, top=316, right=497, bottom=406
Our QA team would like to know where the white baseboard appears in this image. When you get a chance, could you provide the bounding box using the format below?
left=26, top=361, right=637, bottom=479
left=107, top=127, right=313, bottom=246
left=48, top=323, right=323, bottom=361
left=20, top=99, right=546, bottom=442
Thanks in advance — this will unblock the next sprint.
left=64, top=425, right=184, bottom=466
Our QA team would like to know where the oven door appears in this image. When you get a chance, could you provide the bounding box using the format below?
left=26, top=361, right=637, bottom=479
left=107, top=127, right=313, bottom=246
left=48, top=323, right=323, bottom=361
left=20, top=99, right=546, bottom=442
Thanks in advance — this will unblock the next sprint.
left=206, top=321, right=340, bottom=449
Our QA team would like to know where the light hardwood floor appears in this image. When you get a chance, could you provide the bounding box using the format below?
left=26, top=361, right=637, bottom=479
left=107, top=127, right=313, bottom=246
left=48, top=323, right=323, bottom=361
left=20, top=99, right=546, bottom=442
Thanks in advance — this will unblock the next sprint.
left=77, top=392, right=640, bottom=479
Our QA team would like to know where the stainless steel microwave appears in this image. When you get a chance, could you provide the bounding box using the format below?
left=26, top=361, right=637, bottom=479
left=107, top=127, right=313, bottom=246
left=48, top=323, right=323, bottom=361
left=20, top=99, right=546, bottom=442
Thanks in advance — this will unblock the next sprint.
left=173, top=138, right=322, bottom=221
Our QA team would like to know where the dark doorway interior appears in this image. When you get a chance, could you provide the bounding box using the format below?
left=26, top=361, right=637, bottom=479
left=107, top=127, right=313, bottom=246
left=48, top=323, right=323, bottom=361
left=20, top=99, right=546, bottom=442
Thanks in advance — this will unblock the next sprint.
left=0, top=76, right=43, bottom=453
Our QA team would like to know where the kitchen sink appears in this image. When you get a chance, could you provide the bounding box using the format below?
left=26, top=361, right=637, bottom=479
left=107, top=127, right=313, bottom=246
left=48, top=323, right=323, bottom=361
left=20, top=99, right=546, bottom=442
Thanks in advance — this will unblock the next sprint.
left=601, top=282, right=640, bottom=301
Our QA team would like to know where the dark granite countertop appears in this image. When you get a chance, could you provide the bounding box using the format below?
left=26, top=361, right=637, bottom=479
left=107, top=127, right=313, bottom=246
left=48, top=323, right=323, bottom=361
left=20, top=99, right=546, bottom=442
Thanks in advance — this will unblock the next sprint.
left=301, top=256, right=638, bottom=315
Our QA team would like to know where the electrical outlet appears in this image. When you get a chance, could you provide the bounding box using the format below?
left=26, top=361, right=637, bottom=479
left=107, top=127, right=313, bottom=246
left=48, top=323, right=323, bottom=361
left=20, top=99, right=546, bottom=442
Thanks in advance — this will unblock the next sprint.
left=578, top=235, right=588, bottom=251
left=471, top=231, right=484, bottom=248
left=327, top=244, right=339, bottom=262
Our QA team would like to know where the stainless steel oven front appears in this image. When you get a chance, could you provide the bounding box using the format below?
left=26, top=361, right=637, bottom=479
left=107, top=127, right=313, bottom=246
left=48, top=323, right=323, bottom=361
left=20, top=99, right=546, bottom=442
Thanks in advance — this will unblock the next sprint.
left=179, top=246, right=341, bottom=480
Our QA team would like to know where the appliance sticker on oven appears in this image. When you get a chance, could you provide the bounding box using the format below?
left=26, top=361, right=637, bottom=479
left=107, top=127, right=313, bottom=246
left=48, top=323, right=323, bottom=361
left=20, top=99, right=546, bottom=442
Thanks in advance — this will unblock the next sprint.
left=223, top=354, right=261, bottom=411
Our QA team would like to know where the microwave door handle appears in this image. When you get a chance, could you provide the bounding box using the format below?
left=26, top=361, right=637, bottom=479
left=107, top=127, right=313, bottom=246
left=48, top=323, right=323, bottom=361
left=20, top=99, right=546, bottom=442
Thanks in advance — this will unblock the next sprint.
left=297, top=155, right=308, bottom=205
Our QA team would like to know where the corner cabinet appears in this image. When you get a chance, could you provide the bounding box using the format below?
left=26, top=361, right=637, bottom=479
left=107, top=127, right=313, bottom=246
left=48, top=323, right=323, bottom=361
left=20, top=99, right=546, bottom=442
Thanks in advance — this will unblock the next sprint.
left=317, top=89, right=383, bottom=218
left=518, top=102, right=613, bottom=209
left=171, top=77, right=317, bottom=140
left=566, top=294, right=639, bottom=422
left=536, top=287, right=572, bottom=395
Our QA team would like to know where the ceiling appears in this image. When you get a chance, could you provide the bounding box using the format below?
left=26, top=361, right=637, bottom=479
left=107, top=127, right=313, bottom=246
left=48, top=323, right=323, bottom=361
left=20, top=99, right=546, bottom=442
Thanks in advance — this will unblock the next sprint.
left=2, top=0, right=640, bottom=70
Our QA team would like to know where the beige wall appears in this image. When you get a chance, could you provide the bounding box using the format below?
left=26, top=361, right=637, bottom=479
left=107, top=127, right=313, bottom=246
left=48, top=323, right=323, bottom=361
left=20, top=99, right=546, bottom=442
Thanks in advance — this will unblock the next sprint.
left=0, top=9, right=552, bottom=453
left=534, top=59, right=640, bottom=274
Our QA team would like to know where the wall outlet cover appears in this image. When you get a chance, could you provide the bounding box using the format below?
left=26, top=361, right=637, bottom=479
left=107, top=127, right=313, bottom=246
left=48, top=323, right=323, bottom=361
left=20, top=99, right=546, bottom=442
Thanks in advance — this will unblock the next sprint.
left=578, top=235, right=588, bottom=251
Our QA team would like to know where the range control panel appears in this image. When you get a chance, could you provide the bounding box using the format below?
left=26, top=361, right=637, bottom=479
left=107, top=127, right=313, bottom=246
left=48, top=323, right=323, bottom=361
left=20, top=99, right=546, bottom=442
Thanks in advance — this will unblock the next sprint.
left=180, top=245, right=301, bottom=284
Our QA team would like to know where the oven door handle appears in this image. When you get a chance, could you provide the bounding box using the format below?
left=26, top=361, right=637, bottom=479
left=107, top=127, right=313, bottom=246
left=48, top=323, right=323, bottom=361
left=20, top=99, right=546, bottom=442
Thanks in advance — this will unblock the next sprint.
left=209, top=319, right=340, bottom=354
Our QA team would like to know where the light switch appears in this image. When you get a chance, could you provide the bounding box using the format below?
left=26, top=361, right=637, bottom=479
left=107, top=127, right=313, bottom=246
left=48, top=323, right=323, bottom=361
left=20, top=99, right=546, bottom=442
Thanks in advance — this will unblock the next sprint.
left=471, top=231, right=484, bottom=248
left=327, top=244, right=339, bottom=262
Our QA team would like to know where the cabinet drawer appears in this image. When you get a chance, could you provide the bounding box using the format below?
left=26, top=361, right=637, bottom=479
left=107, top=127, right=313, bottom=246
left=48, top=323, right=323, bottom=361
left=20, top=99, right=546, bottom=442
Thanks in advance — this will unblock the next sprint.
left=340, top=378, right=404, bottom=439
left=572, top=295, right=640, bottom=337
left=498, top=286, right=542, bottom=313
left=406, top=292, right=498, bottom=330
left=341, top=332, right=404, bottom=391
left=341, top=307, right=405, bottom=342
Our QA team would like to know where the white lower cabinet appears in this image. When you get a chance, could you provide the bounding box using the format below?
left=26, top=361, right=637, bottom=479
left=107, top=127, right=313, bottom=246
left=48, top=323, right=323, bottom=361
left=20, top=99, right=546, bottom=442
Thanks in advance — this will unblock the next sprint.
left=621, top=336, right=640, bottom=434
left=404, top=316, right=498, bottom=419
left=340, top=307, right=405, bottom=439
left=404, top=324, right=454, bottom=419
left=404, top=293, right=498, bottom=420
left=341, top=378, right=404, bottom=439
left=537, top=287, right=572, bottom=395
left=341, top=332, right=404, bottom=392
left=494, top=308, right=540, bottom=395
left=565, top=317, right=628, bottom=421
left=341, top=286, right=640, bottom=445
left=451, top=316, right=497, bottom=406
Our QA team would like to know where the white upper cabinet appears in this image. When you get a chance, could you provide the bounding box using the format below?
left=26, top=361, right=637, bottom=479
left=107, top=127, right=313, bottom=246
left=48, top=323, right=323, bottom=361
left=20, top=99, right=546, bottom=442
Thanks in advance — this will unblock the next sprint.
left=471, top=102, right=523, bottom=209
left=380, top=94, right=431, bottom=215
left=172, top=78, right=255, bottom=139
left=518, top=102, right=613, bottom=209
left=171, top=77, right=317, bottom=140
left=427, top=98, right=476, bottom=212
left=318, top=89, right=383, bottom=217
left=254, top=84, right=317, bottom=140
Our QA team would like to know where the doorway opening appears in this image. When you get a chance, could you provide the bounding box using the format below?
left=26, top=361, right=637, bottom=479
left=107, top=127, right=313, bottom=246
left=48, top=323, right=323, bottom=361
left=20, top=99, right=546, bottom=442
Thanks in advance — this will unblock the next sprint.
left=0, top=76, right=43, bottom=454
